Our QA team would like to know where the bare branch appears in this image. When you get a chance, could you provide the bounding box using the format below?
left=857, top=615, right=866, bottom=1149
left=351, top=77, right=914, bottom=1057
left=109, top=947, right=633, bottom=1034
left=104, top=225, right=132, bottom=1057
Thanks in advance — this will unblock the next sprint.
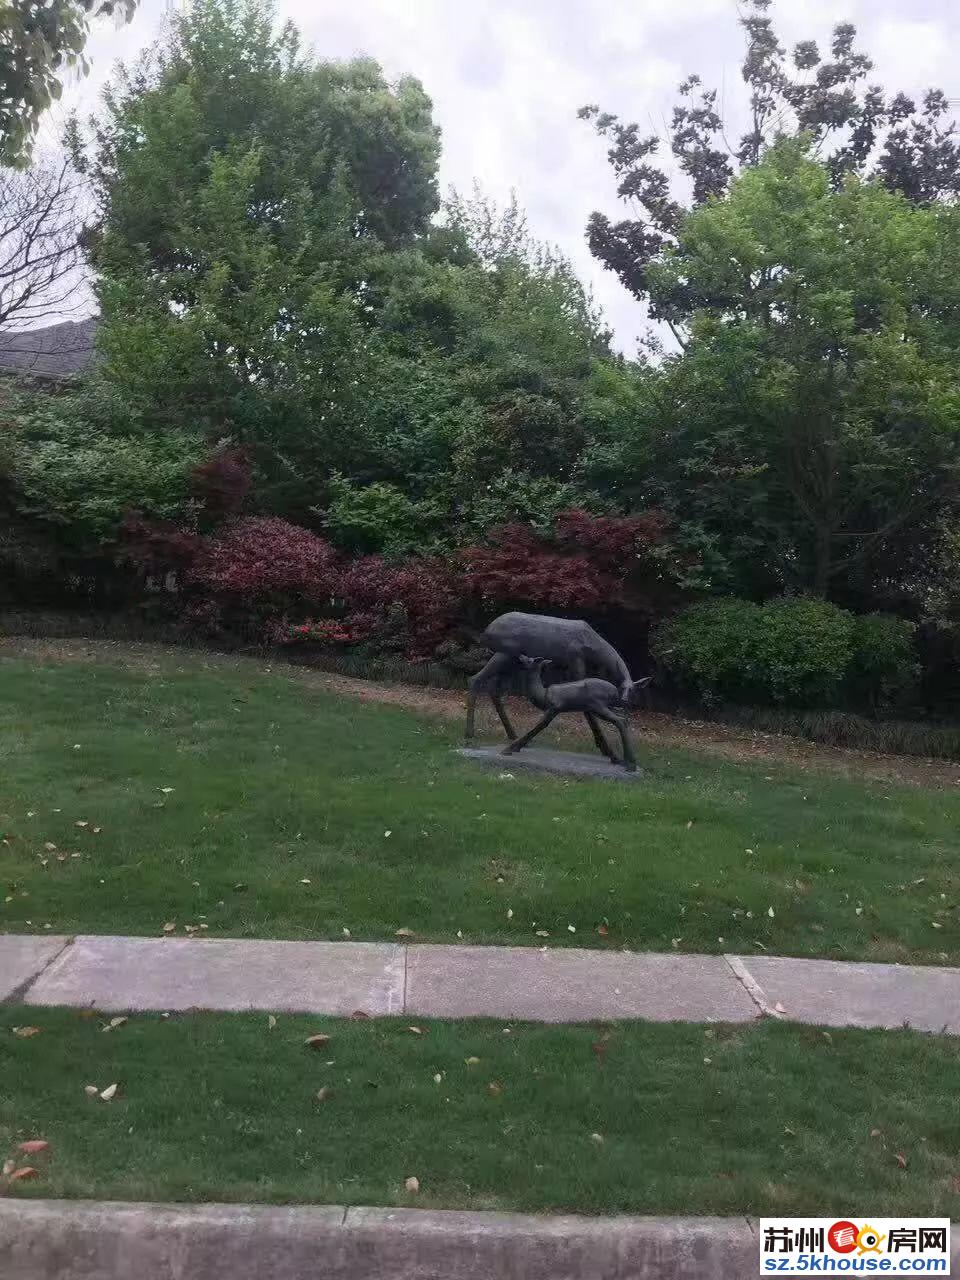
left=0, top=156, right=91, bottom=334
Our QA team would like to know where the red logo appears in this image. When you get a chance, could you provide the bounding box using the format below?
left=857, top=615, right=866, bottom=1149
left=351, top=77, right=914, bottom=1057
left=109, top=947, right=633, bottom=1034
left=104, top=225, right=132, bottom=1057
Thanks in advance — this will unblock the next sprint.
left=828, top=1222, right=859, bottom=1253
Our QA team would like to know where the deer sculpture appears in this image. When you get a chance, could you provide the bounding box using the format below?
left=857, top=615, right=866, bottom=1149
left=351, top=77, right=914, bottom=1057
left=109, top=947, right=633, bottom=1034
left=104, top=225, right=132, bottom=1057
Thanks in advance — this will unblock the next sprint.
left=465, top=611, right=646, bottom=763
left=503, top=656, right=650, bottom=770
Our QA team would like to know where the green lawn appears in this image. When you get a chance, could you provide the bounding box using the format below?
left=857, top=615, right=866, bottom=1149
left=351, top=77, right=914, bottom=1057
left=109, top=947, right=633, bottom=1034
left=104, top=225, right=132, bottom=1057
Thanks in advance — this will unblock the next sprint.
left=0, top=649, right=958, bottom=963
left=2, top=1007, right=959, bottom=1215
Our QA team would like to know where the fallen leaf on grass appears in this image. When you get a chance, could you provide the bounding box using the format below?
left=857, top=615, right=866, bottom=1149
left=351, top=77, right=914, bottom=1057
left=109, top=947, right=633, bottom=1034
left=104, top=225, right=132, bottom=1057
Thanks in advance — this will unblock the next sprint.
left=406, top=1026, right=424, bottom=1036
left=161, top=922, right=176, bottom=933
left=305, top=1034, right=331, bottom=1050
left=464, top=1056, right=480, bottom=1066
left=101, top=1017, right=127, bottom=1033
left=267, top=1015, right=277, bottom=1031
left=535, top=930, right=550, bottom=938
left=84, top=1085, right=99, bottom=1097
left=895, top=1153, right=908, bottom=1170
left=74, top=821, right=88, bottom=829
left=99, top=1083, right=119, bottom=1102
left=9, top=1167, right=37, bottom=1182
left=159, top=787, right=175, bottom=795
left=404, top=1176, right=419, bottom=1193
left=316, top=1087, right=333, bottom=1103
left=395, top=927, right=415, bottom=938
left=590, top=1133, right=604, bottom=1144
left=870, top=1128, right=883, bottom=1139
left=16, top=1141, right=48, bottom=1155
left=12, top=1026, right=41, bottom=1039
left=487, top=1081, right=503, bottom=1096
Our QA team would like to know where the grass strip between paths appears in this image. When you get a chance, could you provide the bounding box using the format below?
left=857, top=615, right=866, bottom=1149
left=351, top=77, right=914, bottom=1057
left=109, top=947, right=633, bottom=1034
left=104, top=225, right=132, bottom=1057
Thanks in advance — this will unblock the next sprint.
left=2, top=1008, right=960, bottom=1216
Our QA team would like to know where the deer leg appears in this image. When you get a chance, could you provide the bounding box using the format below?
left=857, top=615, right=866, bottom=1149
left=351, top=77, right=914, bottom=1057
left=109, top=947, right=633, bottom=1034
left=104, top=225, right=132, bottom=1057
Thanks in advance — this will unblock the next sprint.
left=584, top=711, right=618, bottom=762
left=491, top=687, right=517, bottom=741
left=502, top=708, right=557, bottom=755
left=596, top=709, right=638, bottom=772
left=466, top=653, right=515, bottom=741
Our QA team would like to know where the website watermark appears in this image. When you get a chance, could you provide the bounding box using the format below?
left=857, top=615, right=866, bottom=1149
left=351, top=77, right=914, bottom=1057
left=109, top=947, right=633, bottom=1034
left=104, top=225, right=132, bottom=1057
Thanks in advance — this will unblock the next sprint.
left=761, top=1219, right=951, bottom=1274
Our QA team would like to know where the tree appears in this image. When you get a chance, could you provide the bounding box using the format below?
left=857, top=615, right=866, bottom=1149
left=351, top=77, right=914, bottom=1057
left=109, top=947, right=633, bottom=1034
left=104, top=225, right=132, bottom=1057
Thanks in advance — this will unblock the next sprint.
left=84, top=0, right=442, bottom=516
left=604, top=142, right=960, bottom=604
left=580, top=0, right=960, bottom=321
left=0, top=0, right=138, bottom=166
left=0, top=156, right=87, bottom=342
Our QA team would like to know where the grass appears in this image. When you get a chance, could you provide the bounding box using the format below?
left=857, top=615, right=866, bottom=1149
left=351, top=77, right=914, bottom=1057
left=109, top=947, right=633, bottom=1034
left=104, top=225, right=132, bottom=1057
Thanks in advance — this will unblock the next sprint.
left=0, top=648, right=958, bottom=963
left=2, top=1007, right=959, bottom=1215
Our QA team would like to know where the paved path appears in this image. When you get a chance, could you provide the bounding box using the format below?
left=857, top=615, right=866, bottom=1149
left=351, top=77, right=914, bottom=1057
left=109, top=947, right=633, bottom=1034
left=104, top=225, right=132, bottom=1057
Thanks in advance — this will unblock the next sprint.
left=2, top=933, right=958, bottom=1033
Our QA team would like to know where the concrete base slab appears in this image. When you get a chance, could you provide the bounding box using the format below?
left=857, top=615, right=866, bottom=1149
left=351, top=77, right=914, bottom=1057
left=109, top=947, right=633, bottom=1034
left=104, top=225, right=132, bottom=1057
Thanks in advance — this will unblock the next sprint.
left=24, top=935, right=405, bottom=1015
left=0, top=934, right=71, bottom=1000
left=0, top=1200, right=762, bottom=1280
left=457, top=746, right=642, bottom=782
left=406, top=943, right=757, bottom=1023
left=736, top=954, right=960, bottom=1033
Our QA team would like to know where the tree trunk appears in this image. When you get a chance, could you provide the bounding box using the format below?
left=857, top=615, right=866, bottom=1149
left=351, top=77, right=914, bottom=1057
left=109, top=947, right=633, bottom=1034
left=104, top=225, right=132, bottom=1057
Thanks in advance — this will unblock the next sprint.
left=813, top=525, right=832, bottom=597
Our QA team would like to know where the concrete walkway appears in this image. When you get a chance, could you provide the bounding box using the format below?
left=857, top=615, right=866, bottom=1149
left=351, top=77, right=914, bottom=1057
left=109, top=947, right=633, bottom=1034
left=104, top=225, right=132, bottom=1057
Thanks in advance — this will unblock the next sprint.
left=2, top=933, right=959, bottom=1033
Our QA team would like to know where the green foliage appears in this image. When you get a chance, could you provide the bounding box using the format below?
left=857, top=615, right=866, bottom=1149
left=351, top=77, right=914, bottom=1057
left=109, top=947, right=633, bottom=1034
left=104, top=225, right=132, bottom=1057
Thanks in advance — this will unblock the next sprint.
left=655, top=596, right=859, bottom=707
left=0, top=0, right=138, bottom=166
left=3, top=378, right=202, bottom=544
left=847, top=614, right=917, bottom=709
left=581, top=0, right=960, bottom=309
left=84, top=1, right=618, bottom=531
left=321, top=476, right=436, bottom=557
left=619, top=142, right=960, bottom=604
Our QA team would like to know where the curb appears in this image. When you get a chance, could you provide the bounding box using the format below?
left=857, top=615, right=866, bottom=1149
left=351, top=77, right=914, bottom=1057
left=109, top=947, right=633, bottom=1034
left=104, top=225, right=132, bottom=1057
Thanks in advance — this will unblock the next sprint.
left=0, top=1200, right=759, bottom=1280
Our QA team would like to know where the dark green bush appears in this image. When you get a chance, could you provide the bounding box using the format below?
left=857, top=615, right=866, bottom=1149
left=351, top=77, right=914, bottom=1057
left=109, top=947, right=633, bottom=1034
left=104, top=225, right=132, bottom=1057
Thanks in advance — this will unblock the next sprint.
left=847, top=613, right=917, bottom=709
left=653, top=597, right=914, bottom=709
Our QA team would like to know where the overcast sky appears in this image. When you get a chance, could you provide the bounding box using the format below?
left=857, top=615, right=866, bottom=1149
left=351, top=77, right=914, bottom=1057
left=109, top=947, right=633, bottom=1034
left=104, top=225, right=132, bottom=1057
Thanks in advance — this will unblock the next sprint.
left=59, top=0, right=960, bottom=352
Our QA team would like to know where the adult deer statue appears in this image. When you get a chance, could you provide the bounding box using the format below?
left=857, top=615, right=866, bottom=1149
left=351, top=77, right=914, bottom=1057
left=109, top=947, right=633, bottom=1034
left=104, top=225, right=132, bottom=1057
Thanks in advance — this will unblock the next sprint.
left=502, top=655, right=651, bottom=771
left=464, top=611, right=644, bottom=760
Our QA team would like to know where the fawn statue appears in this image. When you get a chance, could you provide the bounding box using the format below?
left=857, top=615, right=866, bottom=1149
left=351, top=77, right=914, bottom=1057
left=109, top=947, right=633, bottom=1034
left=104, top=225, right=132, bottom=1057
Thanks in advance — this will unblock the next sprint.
left=501, top=655, right=651, bottom=771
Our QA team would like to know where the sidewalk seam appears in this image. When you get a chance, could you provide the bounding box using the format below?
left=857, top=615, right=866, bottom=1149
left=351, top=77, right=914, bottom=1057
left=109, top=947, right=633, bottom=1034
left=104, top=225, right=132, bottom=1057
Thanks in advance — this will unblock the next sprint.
left=3, top=936, right=75, bottom=1005
left=402, top=944, right=409, bottom=1014
left=723, top=955, right=784, bottom=1020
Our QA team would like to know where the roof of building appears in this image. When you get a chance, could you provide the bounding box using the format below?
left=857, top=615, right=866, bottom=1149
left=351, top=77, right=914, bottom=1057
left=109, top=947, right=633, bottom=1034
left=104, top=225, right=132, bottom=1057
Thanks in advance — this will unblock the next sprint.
left=0, top=317, right=98, bottom=380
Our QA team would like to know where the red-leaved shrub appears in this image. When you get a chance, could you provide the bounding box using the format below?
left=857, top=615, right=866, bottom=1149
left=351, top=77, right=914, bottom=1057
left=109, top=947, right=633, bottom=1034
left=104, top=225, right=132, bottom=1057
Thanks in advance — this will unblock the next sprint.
left=336, top=555, right=462, bottom=658
left=461, top=509, right=671, bottom=612
left=118, top=513, right=202, bottom=576
left=188, top=517, right=337, bottom=605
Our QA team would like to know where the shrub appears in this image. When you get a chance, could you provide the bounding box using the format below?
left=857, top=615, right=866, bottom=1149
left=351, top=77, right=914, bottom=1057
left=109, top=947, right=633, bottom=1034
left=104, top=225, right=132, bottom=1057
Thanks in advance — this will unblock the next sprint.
left=848, top=613, right=917, bottom=709
left=336, top=555, right=462, bottom=658
left=753, top=598, right=855, bottom=706
left=187, top=518, right=338, bottom=606
left=654, top=596, right=857, bottom=707
left=461, top=507, right=674, bottom=612
left=652, top=598, right=763, bottom=704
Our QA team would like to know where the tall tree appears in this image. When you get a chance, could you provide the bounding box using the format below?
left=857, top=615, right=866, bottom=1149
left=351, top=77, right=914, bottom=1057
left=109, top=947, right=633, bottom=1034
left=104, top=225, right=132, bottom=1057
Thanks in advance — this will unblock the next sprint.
left=581, top=142, right=960, bottom=604
left=580, top=0, right=960, bottom=321
left=84, top=0, right=442, bottom=516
